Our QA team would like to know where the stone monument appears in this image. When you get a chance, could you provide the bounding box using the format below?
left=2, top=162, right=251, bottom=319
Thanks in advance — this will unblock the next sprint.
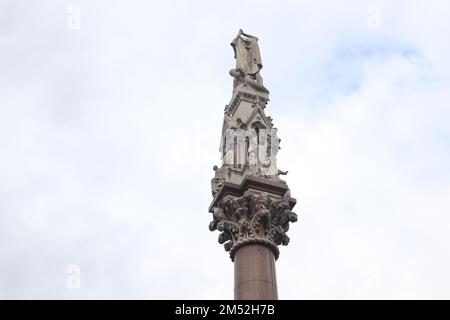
left=209, top=30, right=298, bottom=300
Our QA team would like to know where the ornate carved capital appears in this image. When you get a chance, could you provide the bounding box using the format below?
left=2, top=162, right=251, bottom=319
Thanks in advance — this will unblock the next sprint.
left=209, top=190, right=297, bottom=261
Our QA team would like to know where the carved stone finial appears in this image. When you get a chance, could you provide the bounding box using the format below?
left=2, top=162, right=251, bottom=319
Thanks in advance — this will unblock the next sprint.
left=230, top=29, right=269, bottom=93
left=209, top=190, right=297, bottom=261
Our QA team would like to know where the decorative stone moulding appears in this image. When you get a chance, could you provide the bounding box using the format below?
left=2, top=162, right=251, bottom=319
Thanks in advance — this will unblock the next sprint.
left=209, top=177, right=297, bottom=261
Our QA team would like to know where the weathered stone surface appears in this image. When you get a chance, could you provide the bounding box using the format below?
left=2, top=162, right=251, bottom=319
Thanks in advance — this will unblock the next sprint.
left=230, top=29, right=268, bottom=93
left=209, top=30, right=298, bottom=263
left=209, top=185, right=297, bottom=261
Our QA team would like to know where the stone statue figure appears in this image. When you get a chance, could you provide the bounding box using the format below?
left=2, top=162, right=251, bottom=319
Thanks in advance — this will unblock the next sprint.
left=230, top=29, right=268, bottom=92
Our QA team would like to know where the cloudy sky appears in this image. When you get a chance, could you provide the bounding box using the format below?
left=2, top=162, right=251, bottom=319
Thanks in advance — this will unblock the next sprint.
left=1, top=0, right=450, bottom=299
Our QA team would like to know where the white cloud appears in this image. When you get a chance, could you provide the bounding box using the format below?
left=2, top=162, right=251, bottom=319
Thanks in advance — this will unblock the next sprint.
left=0, top=0, right=449, bottom=299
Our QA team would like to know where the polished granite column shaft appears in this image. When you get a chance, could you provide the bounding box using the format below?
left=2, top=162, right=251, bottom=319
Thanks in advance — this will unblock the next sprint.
left=234, top=244, right=278, bottom=300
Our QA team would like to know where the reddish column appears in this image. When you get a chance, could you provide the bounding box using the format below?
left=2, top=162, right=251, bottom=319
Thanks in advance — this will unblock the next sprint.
left=234, top=244, right=278, bottom=300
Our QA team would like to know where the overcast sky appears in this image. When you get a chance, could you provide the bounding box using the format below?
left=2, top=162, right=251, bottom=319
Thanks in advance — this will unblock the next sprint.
left=1, top=0, right=450, bottom=299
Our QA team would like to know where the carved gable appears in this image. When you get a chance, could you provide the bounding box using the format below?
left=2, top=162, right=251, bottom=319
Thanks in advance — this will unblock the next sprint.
left=246, top=106, right=272, bottom=129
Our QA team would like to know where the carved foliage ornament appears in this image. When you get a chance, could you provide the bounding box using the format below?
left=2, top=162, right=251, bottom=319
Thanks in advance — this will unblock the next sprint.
left=209, top=190, right=297, bottom=260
